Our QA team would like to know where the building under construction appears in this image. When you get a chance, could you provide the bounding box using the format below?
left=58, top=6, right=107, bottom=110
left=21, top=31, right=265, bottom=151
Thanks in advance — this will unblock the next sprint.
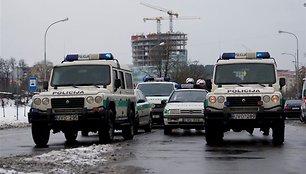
left=131, top=32, right=188, bottom=67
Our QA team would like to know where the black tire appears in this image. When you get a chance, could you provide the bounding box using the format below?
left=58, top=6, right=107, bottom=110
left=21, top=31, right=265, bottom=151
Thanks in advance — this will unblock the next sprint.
left=122, top=125, right=135, bottom=140
left=122, top=107, right=135, bottom=140
left=144, top=115, right=152, bottom=133
left=205, top=121, right=223, bottom=145
left=164, top=125, right=172, bottom=135
left=64, top=131, right=78, bottom=143
left=99, top=110, right=115, bottom=144
left=31, top=122, right=50, bottom=147
left=272, top=120, right=285, bottom=145
left=134, top=116, right=140, bottom=135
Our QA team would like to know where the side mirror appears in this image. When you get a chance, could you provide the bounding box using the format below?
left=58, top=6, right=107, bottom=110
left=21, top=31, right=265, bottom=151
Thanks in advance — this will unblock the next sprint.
left=114, top=79, right=121, bottom=89
left=279, top=78, right=286, bottom=89
left=137, top=99, right=146, bottom=103
left=161, top=99, right=167, bottom=105
left=43, top=81, right=48, bottom=90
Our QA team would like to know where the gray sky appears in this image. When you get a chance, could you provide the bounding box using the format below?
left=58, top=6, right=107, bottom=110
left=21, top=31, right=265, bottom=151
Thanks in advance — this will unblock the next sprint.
left=0, top=0, right=305, bottom=71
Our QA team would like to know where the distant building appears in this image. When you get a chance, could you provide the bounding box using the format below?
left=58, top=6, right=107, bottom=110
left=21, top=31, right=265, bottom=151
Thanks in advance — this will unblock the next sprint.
left=131, top=32, right=188, bottom=67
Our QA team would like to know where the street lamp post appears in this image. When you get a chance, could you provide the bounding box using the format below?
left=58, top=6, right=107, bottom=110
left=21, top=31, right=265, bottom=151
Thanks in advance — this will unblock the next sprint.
left=44, top=17, right=69, bottom=81
left=279, top=30, right=300, bottom=96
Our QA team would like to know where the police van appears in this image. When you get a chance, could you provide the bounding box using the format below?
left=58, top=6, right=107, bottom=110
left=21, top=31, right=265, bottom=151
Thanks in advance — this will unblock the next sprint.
left=136, top=77, right=177, bottom=125
left=28, top=53, right=136, bottom=146
left=204, top=52, right=286, bottom=145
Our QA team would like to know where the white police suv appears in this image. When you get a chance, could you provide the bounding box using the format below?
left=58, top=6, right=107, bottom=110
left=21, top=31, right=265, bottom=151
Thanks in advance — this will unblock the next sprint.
left=163, top=84, right=208, bottom=135
left=204, top=52, right=286, bottom=145
left=28, top=53, right=136, bottom=146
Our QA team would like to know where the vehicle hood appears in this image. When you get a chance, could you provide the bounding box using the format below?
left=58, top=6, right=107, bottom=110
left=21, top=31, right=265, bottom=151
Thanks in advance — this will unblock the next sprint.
left=146, top=96, right=169, bottom=104
left=165, top=102, right=204, bottom=110
left=36, top=88, right=110, bottom=97
left=213, top=86, right=275, bottom=94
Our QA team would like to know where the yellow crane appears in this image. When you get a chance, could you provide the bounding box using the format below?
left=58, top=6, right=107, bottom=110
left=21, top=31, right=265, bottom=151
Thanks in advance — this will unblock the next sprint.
left=143, top=16, right=200, bottom=33
left=140, top=2, right=179, bottom=33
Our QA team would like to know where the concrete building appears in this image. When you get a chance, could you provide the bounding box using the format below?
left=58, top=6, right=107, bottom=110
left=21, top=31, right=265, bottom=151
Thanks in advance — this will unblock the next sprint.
left=131, top=32, right=188, bottom=67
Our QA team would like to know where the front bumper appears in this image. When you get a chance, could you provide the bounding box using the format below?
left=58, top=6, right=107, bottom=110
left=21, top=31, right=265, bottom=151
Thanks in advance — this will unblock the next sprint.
left=164, top=114, right=204, bottom=129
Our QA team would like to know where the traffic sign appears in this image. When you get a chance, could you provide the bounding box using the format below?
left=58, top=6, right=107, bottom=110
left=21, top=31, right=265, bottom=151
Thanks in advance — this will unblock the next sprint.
left=29, top=77, right=37, bottom=91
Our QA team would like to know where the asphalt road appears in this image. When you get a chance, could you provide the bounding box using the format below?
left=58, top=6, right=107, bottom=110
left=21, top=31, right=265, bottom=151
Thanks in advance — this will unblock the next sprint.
left=1, top=120, right=306, bottom=174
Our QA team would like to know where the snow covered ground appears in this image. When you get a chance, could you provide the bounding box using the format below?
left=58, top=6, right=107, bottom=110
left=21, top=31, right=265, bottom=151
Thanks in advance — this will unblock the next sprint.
left=0, top=99, right=30, bottom=129
left=0, top=99, right=118, bottom=174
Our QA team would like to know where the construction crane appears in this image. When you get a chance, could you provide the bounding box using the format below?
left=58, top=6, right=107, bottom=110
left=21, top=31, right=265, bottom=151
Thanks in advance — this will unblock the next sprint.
left=143, top=16, right=200, bottom=33
left=140, top=2, right=179, bottom=33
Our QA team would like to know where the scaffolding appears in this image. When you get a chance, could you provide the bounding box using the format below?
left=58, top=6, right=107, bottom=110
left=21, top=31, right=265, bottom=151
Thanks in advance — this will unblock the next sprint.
left=131, top=32, right=188, bottom=67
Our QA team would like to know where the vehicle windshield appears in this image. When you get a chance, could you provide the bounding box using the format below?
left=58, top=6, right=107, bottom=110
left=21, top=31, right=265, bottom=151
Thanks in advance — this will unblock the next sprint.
left=169, top=90, right=208, bottom=102
left=137, top=83, right=175, bottom=96
left=214, top=63, right=276, bottom=85
left=51, top=65, right=111, bottom=86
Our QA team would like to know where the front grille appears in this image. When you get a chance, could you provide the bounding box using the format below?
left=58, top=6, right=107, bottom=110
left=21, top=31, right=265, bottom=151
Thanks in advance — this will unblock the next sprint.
left=180, top=110, right=202, bottom=114
left=51, top=98, right=84, bottom=108
left=226, top=96, right=261, bottom=107
left=53, top=108, right=84, bottom=114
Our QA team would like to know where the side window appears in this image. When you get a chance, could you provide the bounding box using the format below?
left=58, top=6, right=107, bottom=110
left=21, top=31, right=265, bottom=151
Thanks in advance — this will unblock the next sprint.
left=119, top=71, right=125, bottom=89
left=113, top=70, right=118, bottom=87
left=125, top=73, right=133, bottom=89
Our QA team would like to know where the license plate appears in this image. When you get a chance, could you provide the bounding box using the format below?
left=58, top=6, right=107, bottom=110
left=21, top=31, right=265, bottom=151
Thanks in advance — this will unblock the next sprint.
left=55, top=115, right=78, bottom=121
left=292, top=107, right=300, bottom=110
left=152, top=115, right=160, bottom=118
left=183, top=118, right=202, bottom=122
left=232, top=113, right=256, bottom=119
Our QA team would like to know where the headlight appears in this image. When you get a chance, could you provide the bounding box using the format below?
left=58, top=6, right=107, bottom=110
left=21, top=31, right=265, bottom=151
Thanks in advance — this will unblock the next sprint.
left=86, top=96, right=94, bottom=104
left=263, top=95, right=270, bottom=103
left=169, top=109, right=180, bottom=114
left=33, top=98, right=41, bottom=105
left=217, top=96, right=225, bottom=103
left=209, top=96, right=216, bottom=103
left=271, top=95, right=280, bottom=103
left=164, top=109, right=169, bottom=114
left=95, top=96, right=103, bottom=103
left=42, top=98, right=49, bottom=105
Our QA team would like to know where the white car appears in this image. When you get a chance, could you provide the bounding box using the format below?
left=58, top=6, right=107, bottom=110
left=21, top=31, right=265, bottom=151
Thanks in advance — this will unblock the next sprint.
left=136, top=80, right=177, bottom=125
left=134, top=89, right=153, bottom=133
left=163, top=88, right=208, bottom=135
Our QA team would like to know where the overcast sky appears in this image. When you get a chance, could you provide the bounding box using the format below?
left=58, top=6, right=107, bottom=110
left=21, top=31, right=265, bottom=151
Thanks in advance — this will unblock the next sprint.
left=0, top=0, right=305, bottom=71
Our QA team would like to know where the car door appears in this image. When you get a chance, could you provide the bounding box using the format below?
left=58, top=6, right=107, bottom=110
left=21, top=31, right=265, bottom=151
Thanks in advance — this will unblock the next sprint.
left=136, top=89, right=150, bottom=125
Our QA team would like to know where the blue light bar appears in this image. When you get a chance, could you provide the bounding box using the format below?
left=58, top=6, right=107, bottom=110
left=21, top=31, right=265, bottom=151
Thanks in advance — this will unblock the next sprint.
left=221, top=52, right=270, bottom=60
left=221, top=53, right=235, bottom=59
left=176, top=84, right=194, bottom=89
left=256, top=52, right=270, bottom=58
left=64, top=53, right=114, bottom=62
left=143, top=76, right=171, bottom=82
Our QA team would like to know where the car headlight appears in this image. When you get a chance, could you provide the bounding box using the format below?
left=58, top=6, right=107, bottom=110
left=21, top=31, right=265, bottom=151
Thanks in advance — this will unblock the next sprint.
left=209, top=96, right=216, bottom=103
left=42, top=98, right=49, bottom=105
left=164, top=109, right=169, bottom=114
left=271, top=95, right=280, bottom=103
left=169, top=109, right=180, bottom=114
left=95, top=96, right=103, bottom=103
left=33, top=98, right=41, bottom=105
left=217, top=96, right=225, bottom=103
left=263, top=95, right=270, bottom=103
left=86, top=96, right=94, bottom=104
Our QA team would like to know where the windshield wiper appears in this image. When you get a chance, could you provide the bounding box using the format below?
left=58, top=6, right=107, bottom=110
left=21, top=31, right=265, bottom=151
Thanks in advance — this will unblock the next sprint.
left=236, top=83, right=244, bottom=87
left=255, top=83, right=266, bottom=87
